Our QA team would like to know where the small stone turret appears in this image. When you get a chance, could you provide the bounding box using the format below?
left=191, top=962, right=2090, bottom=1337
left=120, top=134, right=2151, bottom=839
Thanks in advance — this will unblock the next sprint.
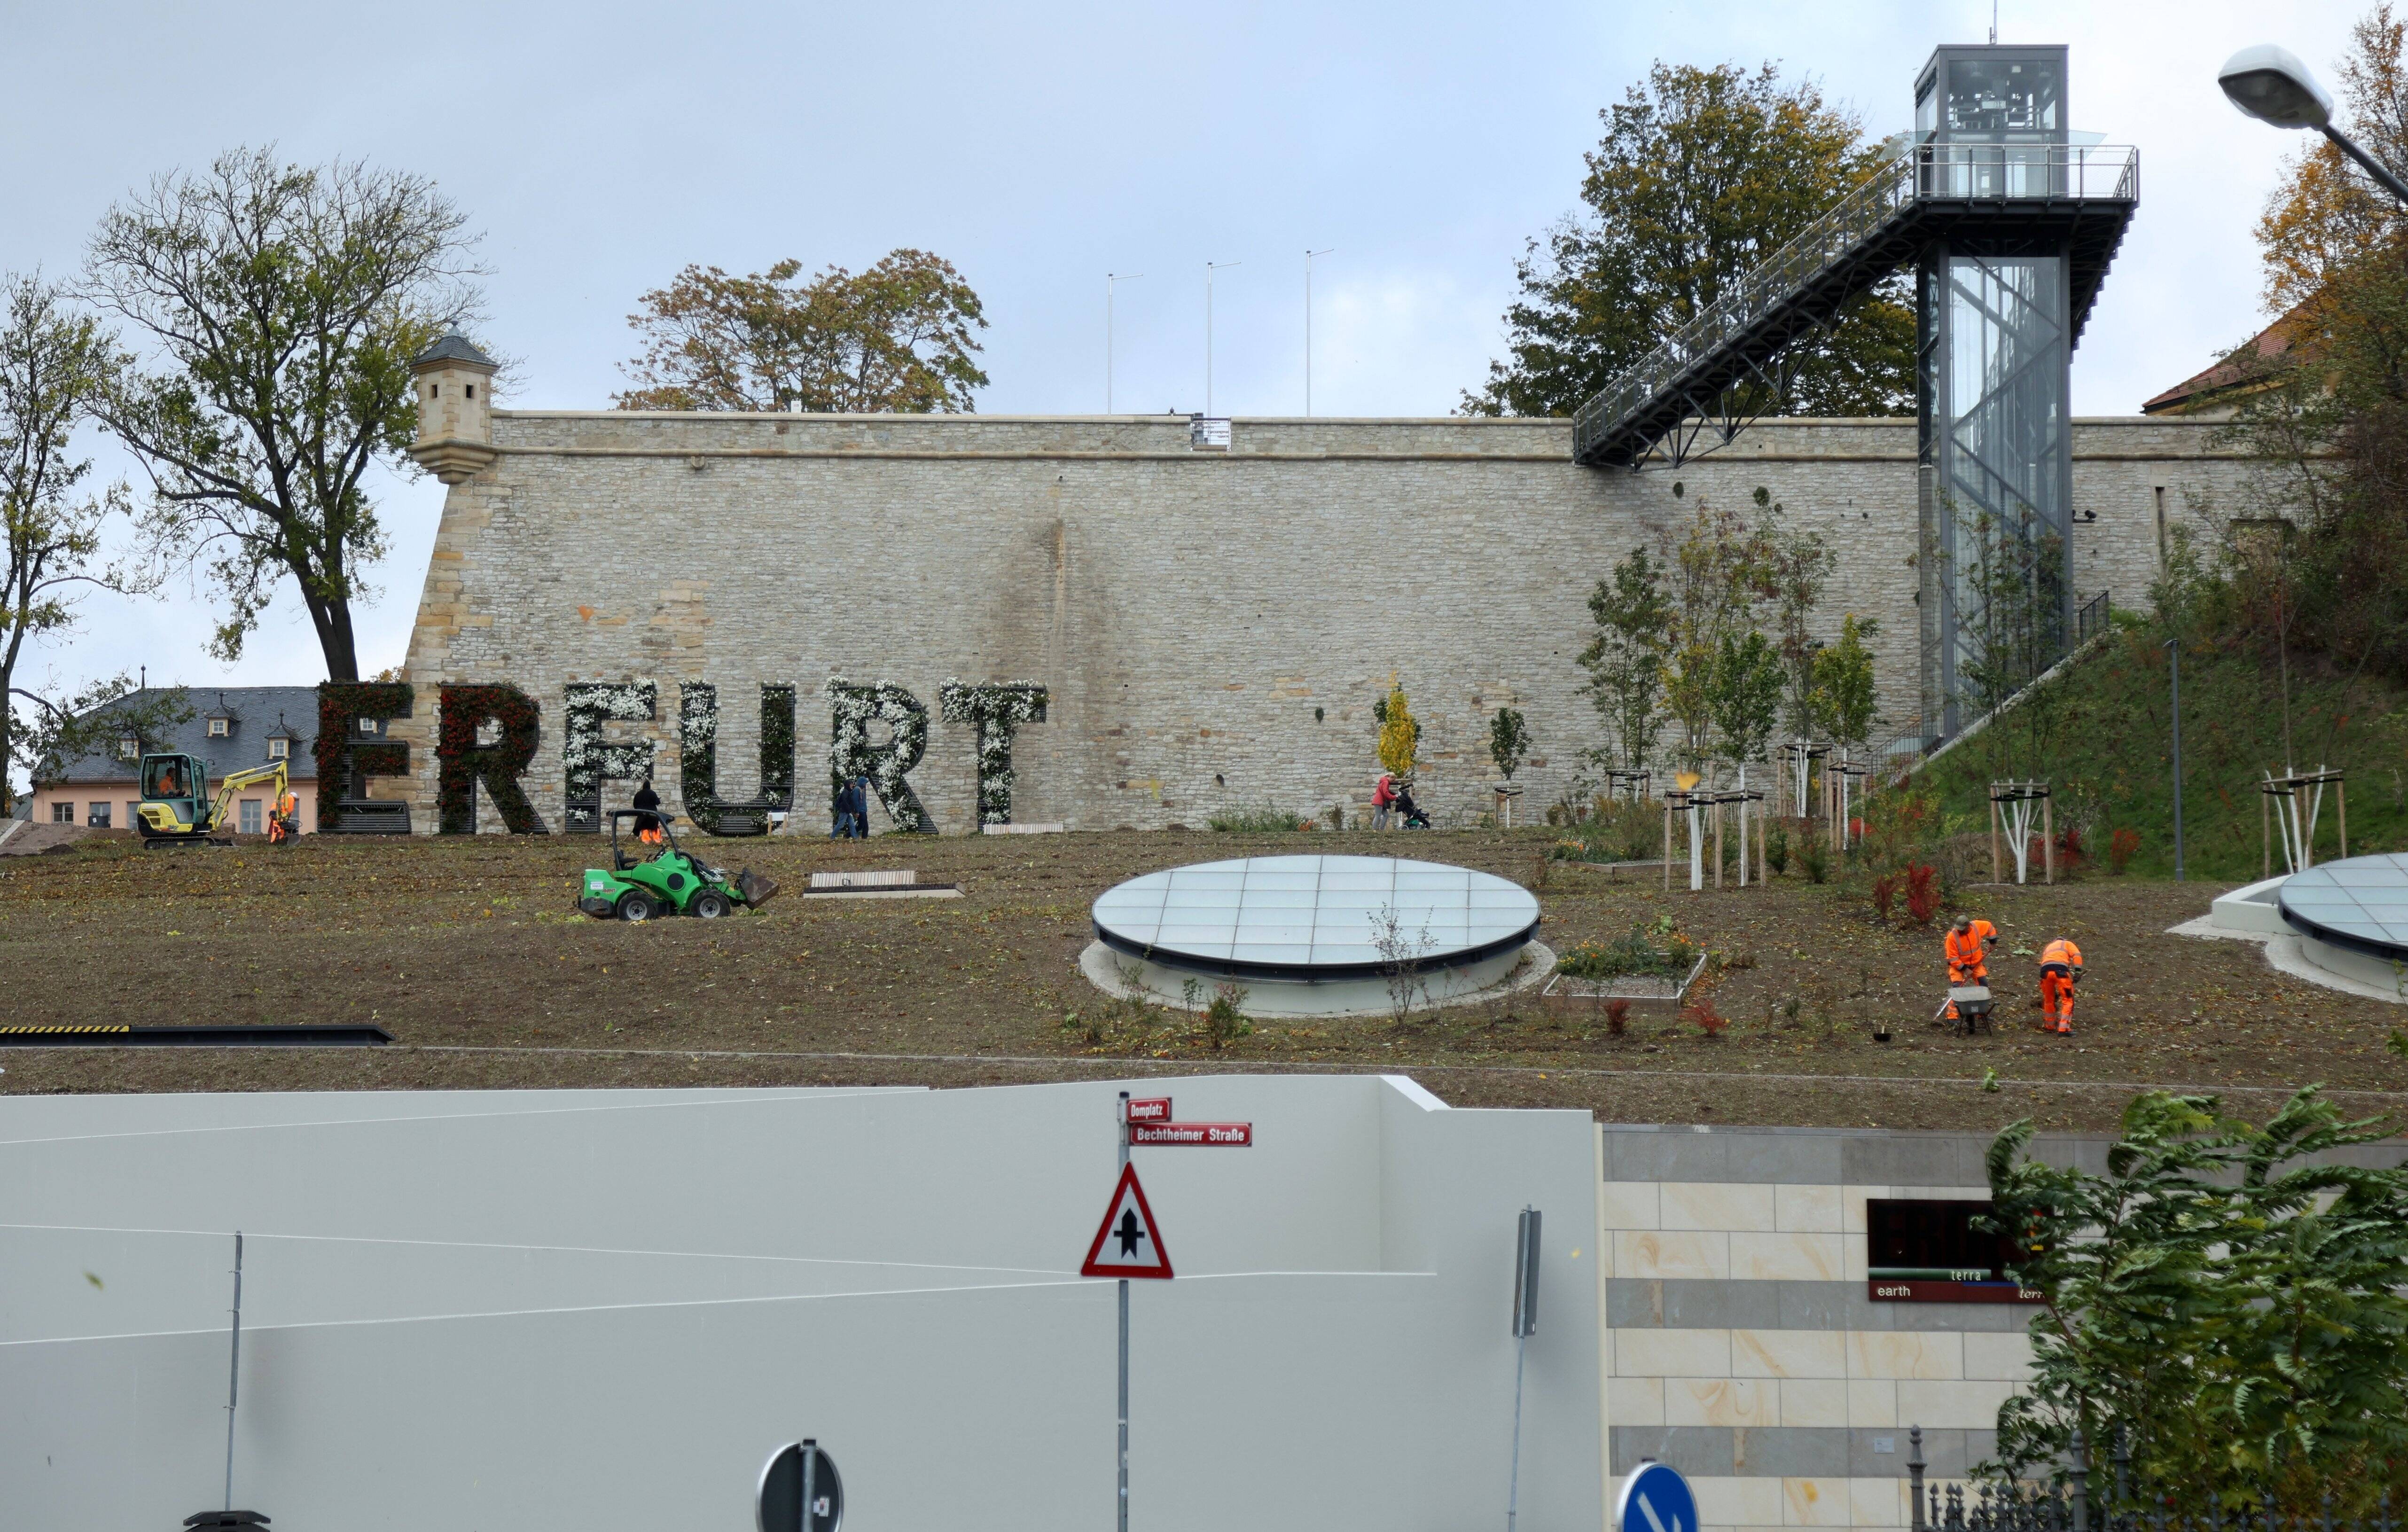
left=409, top=330, right=499, bottom=484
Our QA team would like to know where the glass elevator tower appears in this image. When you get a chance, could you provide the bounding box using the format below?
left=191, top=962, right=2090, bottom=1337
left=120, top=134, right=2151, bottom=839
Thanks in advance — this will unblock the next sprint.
left=1915, top=45, right=2074, bottom=735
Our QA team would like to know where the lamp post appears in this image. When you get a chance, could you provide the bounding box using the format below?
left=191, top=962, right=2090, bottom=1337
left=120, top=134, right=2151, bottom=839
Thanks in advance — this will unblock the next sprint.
left=1107, top=272, right=1142, bottom=414
left=2220, top=44, right=2408, bottom=203
left=1206, top=260, right=1240, bottom=416
left=1304, top=248, right=1333, bottom=415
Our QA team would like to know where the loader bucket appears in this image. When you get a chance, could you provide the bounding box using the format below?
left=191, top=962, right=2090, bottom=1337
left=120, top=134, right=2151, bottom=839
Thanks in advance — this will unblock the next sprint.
left=736, top=869, right=780, bottom=907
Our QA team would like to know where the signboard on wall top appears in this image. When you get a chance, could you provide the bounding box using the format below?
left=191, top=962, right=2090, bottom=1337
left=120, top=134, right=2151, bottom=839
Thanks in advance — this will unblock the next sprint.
left=1189, top=416, right=1231, bottom=451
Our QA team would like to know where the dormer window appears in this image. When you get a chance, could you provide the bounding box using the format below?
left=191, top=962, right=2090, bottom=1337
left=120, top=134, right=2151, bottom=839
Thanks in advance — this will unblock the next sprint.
left=117, top=735, right=140, bottom=760
left=267, top=737, right=290, bottom=760
left=206, top=717, right=230, bottom=737
left=356, top=717, right=380, bottom=735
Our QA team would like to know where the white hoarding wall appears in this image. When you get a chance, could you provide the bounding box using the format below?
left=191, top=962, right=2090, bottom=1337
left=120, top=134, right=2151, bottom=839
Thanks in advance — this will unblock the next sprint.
left=0, top=1077, right=1602, bottom=1531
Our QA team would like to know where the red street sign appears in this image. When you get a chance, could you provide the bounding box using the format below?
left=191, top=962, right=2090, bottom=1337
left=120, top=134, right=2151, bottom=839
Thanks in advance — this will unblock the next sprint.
left=1125, top=1097, right=1172, bottom=1124
left=1129, top=1121, right=1252, bottom=1147
left=1080, top=1163, right=1173, bottom=1279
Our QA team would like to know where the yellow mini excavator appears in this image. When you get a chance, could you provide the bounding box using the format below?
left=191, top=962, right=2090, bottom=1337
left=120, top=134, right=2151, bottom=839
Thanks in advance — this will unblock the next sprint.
left=133, top=752, right=296, bottom=848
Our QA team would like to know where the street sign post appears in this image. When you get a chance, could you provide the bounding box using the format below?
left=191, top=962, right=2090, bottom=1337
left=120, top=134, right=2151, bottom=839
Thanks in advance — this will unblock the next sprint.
left=1615, top=1461, right=1698, bottom=1532
left=1124, top=1097, right=1172, bottom=1123
left=1128, top=1121, right=1251, bottom=1147
left=1081, top=1162, right=1174, bottom=1279
left=1506, top=1208, right=1542, bottom=1532
left=756, top=1440, right=842, bottom=1532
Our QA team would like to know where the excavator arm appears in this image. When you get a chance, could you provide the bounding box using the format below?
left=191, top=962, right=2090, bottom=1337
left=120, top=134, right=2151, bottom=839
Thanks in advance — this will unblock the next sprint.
left=205, top=759, right=289, bottom=834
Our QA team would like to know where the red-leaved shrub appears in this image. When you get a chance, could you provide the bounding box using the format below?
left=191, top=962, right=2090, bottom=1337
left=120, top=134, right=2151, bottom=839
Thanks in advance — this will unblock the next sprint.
left=1872, top=871, right=1900, bottom=921
left=1681, top=997, right=1728, bottom=1036
left=2110, top=827, right=2140, bottom=875
left=1905, top=862, right=1940, bottom=926
left=1605, top=997, right=1630, bottom=1038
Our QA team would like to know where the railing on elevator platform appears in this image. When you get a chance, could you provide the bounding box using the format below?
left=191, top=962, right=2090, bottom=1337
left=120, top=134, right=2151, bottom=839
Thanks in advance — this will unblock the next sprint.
left=1571, top=143, right=2138, bottom=468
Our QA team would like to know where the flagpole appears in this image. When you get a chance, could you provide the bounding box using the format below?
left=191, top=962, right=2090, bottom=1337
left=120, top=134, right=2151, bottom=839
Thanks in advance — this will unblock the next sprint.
left=1118, top=1090, right=1130, bottom=1532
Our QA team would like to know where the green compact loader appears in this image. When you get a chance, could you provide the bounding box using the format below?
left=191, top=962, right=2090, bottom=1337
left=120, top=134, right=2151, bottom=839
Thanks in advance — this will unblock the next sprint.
left=578, top=809, right=779, bottom=921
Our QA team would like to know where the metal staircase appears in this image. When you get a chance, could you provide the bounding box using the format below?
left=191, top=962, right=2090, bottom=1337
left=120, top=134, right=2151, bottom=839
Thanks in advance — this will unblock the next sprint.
left=1570, top=143, right=2139, bottom=469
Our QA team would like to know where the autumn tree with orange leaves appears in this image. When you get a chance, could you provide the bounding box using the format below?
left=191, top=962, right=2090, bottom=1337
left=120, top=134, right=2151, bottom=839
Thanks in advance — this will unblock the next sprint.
left=616, top=249, right=988, bottom=414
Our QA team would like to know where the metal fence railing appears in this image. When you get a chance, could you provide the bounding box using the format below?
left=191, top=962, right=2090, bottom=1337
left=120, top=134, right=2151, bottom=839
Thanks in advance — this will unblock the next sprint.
left=1571, top=143, right=2138, bottom=462
left=2073, top=588, right=2111, bottom=648
left=1904, top=1425, right=2393, bottom=1532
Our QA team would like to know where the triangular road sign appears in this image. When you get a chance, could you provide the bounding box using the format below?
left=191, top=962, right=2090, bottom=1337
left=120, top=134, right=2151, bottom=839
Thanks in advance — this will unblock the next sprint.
left=1080, top=1162, right=1174, bottom=1279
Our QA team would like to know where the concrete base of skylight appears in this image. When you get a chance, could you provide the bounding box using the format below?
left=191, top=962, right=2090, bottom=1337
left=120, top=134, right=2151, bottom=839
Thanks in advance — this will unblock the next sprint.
left=1078, top=939, right=1554, bottom=1019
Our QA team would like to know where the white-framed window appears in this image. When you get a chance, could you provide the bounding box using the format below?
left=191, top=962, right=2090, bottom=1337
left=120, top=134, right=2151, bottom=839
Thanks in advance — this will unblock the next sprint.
left=87, top=803, right=111, bottom=829
left=206, top=717, right=230, bottom=738
left=267, top=737, right=290, bottom=759
left=117, top=736, right=139, bottom=760
left=51, top=801, right=74, bottom=824
left=356, top=717, right=380, bottom=735
left=239, top=799, right=262, bottom=835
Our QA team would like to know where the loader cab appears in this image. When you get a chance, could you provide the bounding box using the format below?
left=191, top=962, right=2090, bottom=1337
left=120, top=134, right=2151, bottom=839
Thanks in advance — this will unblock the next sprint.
left=136, top=752, right=211, bottom=833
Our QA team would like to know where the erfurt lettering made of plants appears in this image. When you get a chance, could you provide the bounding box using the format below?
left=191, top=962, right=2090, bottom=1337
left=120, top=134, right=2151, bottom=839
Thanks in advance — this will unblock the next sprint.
left=562, top=681, right=657, bottom=832
left=314, top=681, right=413, bottom=826
left=938, top=680, right=1047, bottom=827
left=437, top=684, right=544, bottom=835
left=679, top=682, right=797, bottom=836
left=827, top=679, right=935, bottom=833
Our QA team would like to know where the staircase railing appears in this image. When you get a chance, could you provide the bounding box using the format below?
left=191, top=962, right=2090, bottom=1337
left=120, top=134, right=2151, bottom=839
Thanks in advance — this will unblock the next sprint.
left=1572, top=143, right=2138, bottom=463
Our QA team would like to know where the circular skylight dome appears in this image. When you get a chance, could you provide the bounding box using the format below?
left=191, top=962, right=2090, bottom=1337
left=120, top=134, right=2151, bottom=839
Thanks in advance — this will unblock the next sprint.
left=2277, top=852, right=2408, bottom=960
left=1090, top=854, right=1541, bottom=982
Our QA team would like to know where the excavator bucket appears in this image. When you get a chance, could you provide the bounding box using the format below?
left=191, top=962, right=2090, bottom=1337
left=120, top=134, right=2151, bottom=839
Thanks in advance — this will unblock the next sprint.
left=736, top=869, right=780, bottom=908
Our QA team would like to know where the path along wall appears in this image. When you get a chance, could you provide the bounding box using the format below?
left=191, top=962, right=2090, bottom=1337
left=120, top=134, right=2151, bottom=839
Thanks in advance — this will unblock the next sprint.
left=389, top=413, right=2253, bottom=833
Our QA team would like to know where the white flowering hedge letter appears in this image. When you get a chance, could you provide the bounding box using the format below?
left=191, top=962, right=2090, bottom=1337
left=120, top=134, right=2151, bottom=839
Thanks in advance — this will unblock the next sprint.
left=562, top=681, right=657, bottom=833
left=938, top=680, right=1048, bottom=826
left=679, top=682, right=797, bottom=837
left=825, top=680, right=934, bottom=833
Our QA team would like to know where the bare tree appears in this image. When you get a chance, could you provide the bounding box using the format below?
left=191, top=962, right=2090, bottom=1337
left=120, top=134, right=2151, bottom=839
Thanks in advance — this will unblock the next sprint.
left=84, top=147, right=485, bottom=680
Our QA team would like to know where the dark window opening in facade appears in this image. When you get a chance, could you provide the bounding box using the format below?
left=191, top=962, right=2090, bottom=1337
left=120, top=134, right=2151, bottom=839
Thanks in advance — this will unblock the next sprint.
left=87, top=802, right=111, bottom=829
left=1867, top=1197, right=2019, bottom=1281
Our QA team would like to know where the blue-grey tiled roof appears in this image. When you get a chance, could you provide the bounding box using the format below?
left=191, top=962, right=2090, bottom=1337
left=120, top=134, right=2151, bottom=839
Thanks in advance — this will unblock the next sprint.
left=38, top=687, right=321, bottom=784
left=412, top=330, right=496, bottom=368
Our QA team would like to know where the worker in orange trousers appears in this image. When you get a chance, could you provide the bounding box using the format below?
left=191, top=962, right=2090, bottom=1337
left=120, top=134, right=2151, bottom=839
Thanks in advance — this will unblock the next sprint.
left=1944, top=915, right=1998, bottom=1021
left=2038, top=937, right=2084, bottom=1035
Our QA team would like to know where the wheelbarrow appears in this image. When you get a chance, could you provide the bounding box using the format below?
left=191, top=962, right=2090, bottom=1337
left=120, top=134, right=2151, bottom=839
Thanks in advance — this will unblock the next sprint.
left=1937, top=984, right=1995, bottom=1037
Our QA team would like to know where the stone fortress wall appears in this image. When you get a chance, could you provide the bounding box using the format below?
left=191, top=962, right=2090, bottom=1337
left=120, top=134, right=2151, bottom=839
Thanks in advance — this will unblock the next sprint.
left=387, top=410, right=2259, bottom=833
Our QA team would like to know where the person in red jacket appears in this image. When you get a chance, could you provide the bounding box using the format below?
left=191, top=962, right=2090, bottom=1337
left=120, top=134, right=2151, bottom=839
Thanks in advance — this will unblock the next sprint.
left=1372, top=773, right=1397, bottom=831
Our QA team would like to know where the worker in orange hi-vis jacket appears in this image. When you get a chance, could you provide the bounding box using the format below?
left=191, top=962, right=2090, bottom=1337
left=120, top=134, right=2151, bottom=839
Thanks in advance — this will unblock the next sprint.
left=1943, top=915, right=1998, bottom=1020
left=2038, top=936, right=2085, bottom=1035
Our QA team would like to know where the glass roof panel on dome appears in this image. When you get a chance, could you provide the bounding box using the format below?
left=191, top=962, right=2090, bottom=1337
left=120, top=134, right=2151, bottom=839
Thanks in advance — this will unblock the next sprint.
left=2276, top=852, right=2408, bottom=956
left=1091, top=854, right=1542, bottom=977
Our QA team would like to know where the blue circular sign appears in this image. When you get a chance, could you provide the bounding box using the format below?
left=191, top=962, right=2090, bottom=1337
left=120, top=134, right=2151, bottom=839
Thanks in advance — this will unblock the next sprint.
left=1615, top=1461, right=1698, bottom=1532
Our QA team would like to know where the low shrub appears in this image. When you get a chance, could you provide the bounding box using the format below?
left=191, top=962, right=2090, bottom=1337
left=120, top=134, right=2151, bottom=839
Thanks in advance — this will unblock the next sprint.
left=1202, top=984, right=1251, bottom=1049
left=1871, top=871, right=1900, bottom=921
left=1800, top=841, right=1830, bottom=883
left=1208, top=804, right=1304, bottom=833
left=1554, top=917, right=1700, bottom=980
left=1766, top=824, right=1789, bottom=875
left=2110, top=826, right=2141, bottom=875
left=1604, top=997, right=1630, bottom=1037
left=1904, top=862, right=1939, bottom=925
left=1680, top=996, right=1728, bottom=1036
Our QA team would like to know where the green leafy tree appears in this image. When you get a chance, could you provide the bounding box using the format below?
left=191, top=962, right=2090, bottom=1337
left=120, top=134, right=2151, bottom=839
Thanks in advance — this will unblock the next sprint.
left=1808, top=612, right=1879, bottom=757
left=84, top=147, right=484, bottom=680
left=1754, top=495, right=1833, bottom=742
left=1707, top=629, right=1783, bottom=781
left=0, top=274, right=157, bottom=812
left=1487, top=706, right=1529, bottom=781
left=1661, top=504, right=1766, bottom=773
left=1982, top=1089, right=2408, bottom=1511
left=617, top=249, right=988, bottom=413
left=1577, top=547, right=1670, bottom=769
left=1463, top=62, right=1913, bottom=419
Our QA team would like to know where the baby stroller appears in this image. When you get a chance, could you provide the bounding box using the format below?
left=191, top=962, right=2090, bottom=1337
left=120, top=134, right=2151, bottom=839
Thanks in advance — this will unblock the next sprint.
left=1393, top=784, right=1431, bottom=829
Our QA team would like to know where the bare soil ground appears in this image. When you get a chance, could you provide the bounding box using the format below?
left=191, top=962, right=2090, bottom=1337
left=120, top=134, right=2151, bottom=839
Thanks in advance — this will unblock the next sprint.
left=0, top=828, right=2398, bottom=1130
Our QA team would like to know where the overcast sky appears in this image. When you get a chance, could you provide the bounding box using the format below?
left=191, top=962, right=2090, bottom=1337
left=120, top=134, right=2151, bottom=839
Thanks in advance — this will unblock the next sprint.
left=0, top=0, right=2374, bottom=723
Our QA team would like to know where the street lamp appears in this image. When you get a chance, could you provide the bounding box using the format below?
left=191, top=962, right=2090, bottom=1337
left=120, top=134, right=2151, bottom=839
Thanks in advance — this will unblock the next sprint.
left=2220, top=43, right=2408, bottom=203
